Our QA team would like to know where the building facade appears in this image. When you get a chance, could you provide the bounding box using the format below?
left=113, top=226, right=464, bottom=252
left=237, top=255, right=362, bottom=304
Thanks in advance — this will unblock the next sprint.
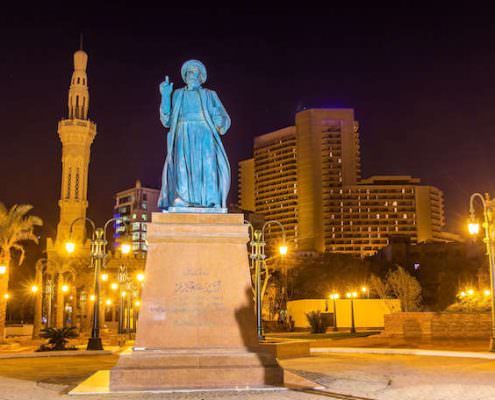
left=326, top=176, right=447, bottom=256
left=239, top=108, right=457, bottom=256
left=113, top=180, right=160, bottom=256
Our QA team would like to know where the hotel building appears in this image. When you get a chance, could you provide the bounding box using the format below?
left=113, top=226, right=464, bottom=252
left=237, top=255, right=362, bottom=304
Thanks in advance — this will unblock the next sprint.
left=239, top=108, right=456, bottom=256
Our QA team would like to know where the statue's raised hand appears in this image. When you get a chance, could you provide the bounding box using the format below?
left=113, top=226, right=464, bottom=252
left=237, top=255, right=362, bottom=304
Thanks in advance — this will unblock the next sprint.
left=160, top=76, right=174, bottom=97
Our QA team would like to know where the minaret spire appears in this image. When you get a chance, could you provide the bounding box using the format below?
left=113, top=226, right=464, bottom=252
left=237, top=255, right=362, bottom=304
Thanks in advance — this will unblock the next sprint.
left=52, top=47, right=97, bottom=246
left=67, top=46, right=90, bottom=120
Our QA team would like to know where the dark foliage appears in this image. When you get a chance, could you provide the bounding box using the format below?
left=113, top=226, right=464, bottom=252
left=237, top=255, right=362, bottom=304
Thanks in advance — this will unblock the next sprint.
left=38, top=327, right=79, bottom=351
left=305, top=311, right=331, bottom=333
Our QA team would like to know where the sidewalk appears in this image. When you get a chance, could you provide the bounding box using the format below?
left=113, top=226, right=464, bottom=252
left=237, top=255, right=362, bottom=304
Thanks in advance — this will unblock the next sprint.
left=267, top=331, right=491, bottom=353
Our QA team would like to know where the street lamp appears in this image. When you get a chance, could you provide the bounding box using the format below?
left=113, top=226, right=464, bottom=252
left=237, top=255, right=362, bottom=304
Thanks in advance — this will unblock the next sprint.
left=329, top=293, right=340, bottom=331
left=66, top=216, right=118, bottom=351
left=246, top=220, right=287, bottom=341
left=346, top=291, right=358, bottom=334
left=468, top=192, right=495, bottom=351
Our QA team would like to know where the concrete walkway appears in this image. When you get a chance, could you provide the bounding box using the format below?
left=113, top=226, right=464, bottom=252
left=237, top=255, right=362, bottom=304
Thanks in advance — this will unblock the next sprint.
left=1, top=351, right=495, bottom=399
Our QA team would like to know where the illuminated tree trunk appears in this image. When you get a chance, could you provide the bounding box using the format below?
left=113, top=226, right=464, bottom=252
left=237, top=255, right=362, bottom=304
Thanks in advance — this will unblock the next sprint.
left=55, top=275, right=65, bottom=328
left=32, top=264, right=43, bottom=339
left=0, top=254, right=10, bottom=342
left=71, top=285, right=77, bottom=328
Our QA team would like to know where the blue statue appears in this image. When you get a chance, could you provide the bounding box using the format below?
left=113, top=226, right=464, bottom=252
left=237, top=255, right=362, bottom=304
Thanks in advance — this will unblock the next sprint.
left=158, top=60, right=231, bottom=212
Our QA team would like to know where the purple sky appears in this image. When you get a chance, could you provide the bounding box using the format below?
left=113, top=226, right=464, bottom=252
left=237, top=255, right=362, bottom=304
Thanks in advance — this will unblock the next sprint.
left=1, top=5, right=494, bottom=240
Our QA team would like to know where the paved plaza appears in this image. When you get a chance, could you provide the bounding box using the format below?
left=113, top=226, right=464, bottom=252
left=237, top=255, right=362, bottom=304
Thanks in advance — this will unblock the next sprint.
left=0, top=351, right=494, bottom=399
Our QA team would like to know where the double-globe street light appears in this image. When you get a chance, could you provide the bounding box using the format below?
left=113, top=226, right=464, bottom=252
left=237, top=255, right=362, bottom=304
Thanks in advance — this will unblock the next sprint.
left=65, top=216, right=121, bottom=351
left=246, top=220, right=288, bottom=341
left=468, top=192, right=495, bottom=352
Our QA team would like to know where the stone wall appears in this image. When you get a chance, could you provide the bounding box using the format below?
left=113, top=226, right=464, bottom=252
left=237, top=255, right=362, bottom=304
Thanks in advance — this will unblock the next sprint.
left=383, top=312, right=491, bottom=339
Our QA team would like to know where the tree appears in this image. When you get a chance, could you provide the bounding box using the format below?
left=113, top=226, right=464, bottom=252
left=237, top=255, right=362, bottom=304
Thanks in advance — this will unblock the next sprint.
left=370, top=266, right=422, bottom=312
left=0, top=203, right=42, bottom=340
left=387, top=266, right=422, bottom=311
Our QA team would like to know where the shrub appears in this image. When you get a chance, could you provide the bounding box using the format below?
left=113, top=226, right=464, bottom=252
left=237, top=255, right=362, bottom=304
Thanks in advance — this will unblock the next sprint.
left=305, top=310, right=330, bottom=333
left=38, top=327, right=79, bottom=351
left=284, top=315, right=295, bottom=332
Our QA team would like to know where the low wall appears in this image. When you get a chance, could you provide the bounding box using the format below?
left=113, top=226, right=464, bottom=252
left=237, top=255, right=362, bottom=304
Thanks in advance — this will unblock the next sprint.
left=287, top=299, right=401, bottom=329
left=5, top=324, right=33, bottom=337
left=383, top=312, right=491, bottom=339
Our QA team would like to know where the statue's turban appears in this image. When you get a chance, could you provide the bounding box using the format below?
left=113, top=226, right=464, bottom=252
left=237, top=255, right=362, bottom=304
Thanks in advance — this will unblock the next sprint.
left=181, top=59, right=207, bottom=84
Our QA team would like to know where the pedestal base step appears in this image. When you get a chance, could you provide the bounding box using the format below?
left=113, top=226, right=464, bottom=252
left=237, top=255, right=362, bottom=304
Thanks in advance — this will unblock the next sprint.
left=109, top=349, right=284, bottom=391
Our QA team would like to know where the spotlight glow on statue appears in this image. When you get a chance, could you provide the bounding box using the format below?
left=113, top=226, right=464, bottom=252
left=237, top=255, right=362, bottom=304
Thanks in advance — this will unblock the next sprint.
left=158, top=60, right=231, bottom=212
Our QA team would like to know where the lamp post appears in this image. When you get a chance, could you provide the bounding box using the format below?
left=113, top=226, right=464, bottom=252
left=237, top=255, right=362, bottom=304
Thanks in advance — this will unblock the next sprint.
left=330, top=293, right=340, bottom=331
left=346, top=291, right=358, bottom=334
left=468, top=193, right=495, bottom=351
left=246, top=220, right=287, bottom=341
left=66, top=217, right=118, bottom=351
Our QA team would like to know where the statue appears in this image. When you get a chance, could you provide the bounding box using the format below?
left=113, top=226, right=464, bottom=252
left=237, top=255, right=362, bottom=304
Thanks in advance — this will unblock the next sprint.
left=158, top=60, right=231, bottom=212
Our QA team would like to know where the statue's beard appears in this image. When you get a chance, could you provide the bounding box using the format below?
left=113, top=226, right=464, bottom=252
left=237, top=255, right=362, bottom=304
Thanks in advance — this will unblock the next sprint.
left=186, top=78, right=201, bottom=89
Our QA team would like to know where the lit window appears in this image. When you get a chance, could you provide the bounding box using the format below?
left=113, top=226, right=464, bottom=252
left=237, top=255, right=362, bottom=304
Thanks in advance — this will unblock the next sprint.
left=392, top=201, right=397, bottom=206
left=403, top=214, right=408, bottom=219
left=142, top=214, right=147, bottom=221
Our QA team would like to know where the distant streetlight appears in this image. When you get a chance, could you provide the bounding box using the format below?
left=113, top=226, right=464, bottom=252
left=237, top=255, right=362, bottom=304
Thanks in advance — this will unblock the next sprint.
left=329, top=293, right=340, bottom=331
left=120, top=243, right=131, bottom=255
left=246, top=220, right=287, bottom=341
left=65, top=241, right=76, bottom=254
left=468, top=192, right=495, bottom=351
left=31, top=285, right=39, bottom=294
left=101, top=273, right=109, bottom=282
left=346, top=291, right=358, bottom=334
left=0, top=265, right=7, bottom=275
left=61, top=284, right=70, bottom=293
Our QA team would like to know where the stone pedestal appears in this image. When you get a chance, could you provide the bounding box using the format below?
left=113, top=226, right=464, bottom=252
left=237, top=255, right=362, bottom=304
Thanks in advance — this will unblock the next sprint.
left=110, top=213, right=283, bottom=391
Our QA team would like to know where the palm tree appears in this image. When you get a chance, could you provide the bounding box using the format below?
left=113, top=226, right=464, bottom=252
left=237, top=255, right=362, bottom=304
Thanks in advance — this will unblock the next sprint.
left=0, top=203, right=42, bottom=340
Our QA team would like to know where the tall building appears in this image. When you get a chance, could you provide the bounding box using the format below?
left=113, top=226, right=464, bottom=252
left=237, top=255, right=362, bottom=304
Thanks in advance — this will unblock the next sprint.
left=49, top=47, right=96, bottom=249
left=45, top=46, right=97, bottom=329
left=113, top=180, right=160, bottom=256
left=252, top=127, right=298, bottom=244
left=239, top=108, right=457, bottom=256
left=296, top=109, right=360, bottom=251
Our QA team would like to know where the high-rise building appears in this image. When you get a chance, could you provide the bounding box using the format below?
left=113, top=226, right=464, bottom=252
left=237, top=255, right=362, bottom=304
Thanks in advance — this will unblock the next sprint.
left=252, top=127, right=298, bottom=244
left=239, top=108, right=458, bottom=256
left=296, top=109, right=360, bottom=251
left=113, top=180, right=160, bottom=256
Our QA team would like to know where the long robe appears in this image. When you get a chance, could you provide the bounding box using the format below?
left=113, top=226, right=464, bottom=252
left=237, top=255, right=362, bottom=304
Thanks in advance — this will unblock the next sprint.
left=158, top=87, right=231, bottom=210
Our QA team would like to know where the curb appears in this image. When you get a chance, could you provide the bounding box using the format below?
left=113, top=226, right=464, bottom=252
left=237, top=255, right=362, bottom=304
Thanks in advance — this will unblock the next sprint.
left=311, top=346, right=495, bottom=360
left=0, top=350, right=114, bottom=359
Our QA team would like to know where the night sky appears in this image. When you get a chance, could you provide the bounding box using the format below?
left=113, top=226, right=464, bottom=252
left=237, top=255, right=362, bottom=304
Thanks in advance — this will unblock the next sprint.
left=1, top=5, right=495, bottom=242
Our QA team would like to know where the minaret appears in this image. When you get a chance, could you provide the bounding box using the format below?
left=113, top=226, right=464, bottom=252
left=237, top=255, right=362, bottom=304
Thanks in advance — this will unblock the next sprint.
left=54, top=47, right=97, bottom=246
